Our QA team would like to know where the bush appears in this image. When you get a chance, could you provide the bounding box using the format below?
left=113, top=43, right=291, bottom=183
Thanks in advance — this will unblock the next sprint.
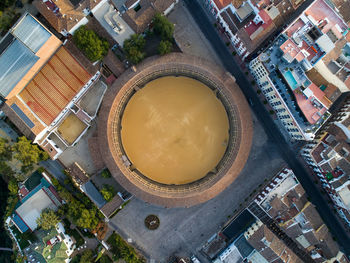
left=98, top=255, right=113, bottom=263
left=101, top=169, right=111, bottom=178
left=257, top=89, right=261, bottom=94
left=80, top=249, right=94, bottom=263
left=263, top=100, right=268, bottom=104
left=153, top=13, right=174, bottom=40
left=158, top=40, right=173, bottom=55
left=107, top=233, right=145, bottom=263
left=73, top=25, right=109, bottom=62
left=100, top=184, right=115, bottom=202
left=269, top=110, right=275, bottom=115
left=232, top=51, right=237, bottom=56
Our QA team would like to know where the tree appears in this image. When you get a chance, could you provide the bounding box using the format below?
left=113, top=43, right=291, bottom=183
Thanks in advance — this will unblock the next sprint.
left=0, top=161, right=14, bottom=177
left=80, top=249, right=94, bottom=263
left=36, top=209, right=59, bottom=230
left=8, top=178, right=18, bottom=195
left=73, top=25, right=109, bottom=62
left=12, top=136, right=49, bottom=173
left=76, top=209, right=99, bottom=229
left=123, top=34, right=146, bottom=64
left=99, top=255, right=113, bottom=263
left=153, top=13, right=174, bottom=40
left=101, top=169, right=111, bottom=178
left=0, top=0, right=16, bottom=11
left=0, top=138, right=12, bottom=161
left=100, top=185, right=115, bottom=202
left=158, top=40, right=172, bottom=55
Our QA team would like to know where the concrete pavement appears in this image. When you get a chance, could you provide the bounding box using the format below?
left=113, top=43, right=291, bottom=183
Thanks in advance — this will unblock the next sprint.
left=185, top=0, right=350, bottom=255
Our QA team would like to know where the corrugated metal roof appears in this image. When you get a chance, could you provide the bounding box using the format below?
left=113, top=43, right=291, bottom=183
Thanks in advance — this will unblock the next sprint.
left=12, top=14, right=51, bottom=53
left=12, top=213, right=29, bottom=233
left=81, top=181, right=107, bottom=208
left=0, top=39, right=39, bottom=97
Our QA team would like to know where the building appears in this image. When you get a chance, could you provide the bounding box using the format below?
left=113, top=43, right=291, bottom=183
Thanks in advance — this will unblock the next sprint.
left=205, top=168, right=349, bottom=262
left=249, top=0, right=350, bottom=140
left=209, top=209, right=302, bottom=263
left=302, top=115, right=350, bottom=227
left=12, top=171, right=61, bottom=233
left=33, top=0, right=105, bottom=35
left=119, top=0, right=178, bottom=34
left=0, top=13, right=106, bottom=159
left=200, top=0, right=306, bottom=59
left=252, top=167, right=349, bottom=262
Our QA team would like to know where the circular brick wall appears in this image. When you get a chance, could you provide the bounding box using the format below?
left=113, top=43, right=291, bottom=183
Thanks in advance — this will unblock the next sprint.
left=97, top=54, right=253, bottom=207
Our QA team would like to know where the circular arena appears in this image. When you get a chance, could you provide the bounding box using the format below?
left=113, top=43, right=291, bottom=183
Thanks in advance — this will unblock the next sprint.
left=97, top=53, right=253, bottom=207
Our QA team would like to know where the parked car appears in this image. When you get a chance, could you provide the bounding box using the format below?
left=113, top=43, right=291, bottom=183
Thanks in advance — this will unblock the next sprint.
left=190, top=255, right=200, bottom=263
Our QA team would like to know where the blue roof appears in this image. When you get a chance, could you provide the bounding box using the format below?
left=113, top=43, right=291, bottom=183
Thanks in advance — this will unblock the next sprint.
left=0, top=13, right=51, bottom=98
left=11, top=103, right=35, bottom=128
left=12, top=213, right=29, bottom=233
left=0, top=39, right=38, bottom=97
left=12, top=14, right=51, bottom=53
left=81, top=181, right=107, bottom=209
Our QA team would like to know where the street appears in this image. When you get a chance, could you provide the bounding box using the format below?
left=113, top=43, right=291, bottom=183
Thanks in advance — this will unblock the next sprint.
left=184, top=0, right=350, bottom=255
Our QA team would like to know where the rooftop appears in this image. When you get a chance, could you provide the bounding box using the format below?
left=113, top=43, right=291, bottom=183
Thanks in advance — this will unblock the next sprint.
left=93, top=2, right=135, bottom=46
left=81, top=181, right=107, bottom=208
left=34, top=0, right=103, bottom=33
left=15, top=188, right=58, bottom=231
left=19, top=47, right=91, bottom=125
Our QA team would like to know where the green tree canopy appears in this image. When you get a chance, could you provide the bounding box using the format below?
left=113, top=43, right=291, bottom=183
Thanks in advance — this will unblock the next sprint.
left=76, top=209, right=99, bottom=229
left=0, top=0, right=15, bottom=11
left=73, top=25, right=109, bottom=62
left=100, top=184, right=115, bottom=202
left=101, top=169, right=111, bottom=178
left=0, top=161, right=14, bottom=177
left=12, top=136, right=49, bottom=173
left=123, top=34, right=146, bottom=64
left=158, top=40, right=173, bottom=55
left=8, top=178, right=18, bottom=195
left=153, top=13, right=174, bottom=40
left=80, top=249, right=94, bottom=263
left=36, top=209, right=59, bottom=230
left=0, top=137, right=12, bottom=161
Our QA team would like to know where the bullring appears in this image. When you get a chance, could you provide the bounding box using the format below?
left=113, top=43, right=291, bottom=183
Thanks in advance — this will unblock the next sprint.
left=97, top=53, right=253, bottom=207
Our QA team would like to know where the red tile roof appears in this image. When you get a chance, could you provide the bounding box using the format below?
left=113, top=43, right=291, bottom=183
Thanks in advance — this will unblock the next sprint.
left=20, top=47, right=91, bottom=125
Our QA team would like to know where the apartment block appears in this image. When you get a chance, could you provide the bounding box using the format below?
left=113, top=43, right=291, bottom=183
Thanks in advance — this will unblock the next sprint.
left=200, top=0, right=306, bottom=59
left=302, top=115, right=350, bottom=227
left=249, top=0, right=350, bottom=140
left=251, top=167, right=349, bottom=262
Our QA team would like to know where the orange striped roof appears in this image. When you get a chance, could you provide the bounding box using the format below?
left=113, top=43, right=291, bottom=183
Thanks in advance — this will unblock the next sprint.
left=20, top=47, right=91, bottom=125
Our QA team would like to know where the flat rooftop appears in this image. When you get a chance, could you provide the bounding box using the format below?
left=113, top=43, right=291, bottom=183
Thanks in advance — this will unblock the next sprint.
left=57, top=113, right=88, bottom=145
left=16, top=188, right=57, bottom=231
left=19, top=47, right=91, bottom=125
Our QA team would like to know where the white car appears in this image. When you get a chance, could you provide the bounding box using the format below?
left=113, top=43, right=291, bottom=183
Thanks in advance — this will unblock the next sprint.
left=191, top=255, right=200, bottom=263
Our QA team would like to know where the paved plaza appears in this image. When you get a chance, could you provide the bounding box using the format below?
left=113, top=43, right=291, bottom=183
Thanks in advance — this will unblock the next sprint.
left=108, top=111, right=285, bottom=262
left=168, top=3, right=223, bottom=67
